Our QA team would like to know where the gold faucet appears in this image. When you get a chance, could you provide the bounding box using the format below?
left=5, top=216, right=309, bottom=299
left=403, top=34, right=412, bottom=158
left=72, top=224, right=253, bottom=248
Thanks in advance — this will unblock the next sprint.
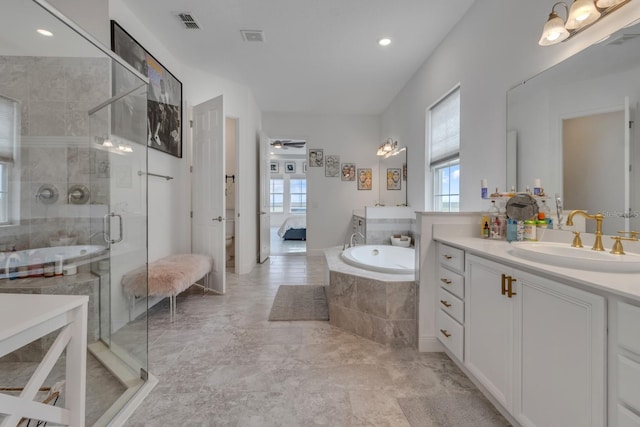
left=566, top=210, right=605, bottom=251
left=610, top=231, right=640, bottom=255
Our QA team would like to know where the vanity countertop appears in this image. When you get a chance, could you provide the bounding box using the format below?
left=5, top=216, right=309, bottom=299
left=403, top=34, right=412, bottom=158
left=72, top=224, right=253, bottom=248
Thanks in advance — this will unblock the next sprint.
left=434, top=236, right=640, bottom=302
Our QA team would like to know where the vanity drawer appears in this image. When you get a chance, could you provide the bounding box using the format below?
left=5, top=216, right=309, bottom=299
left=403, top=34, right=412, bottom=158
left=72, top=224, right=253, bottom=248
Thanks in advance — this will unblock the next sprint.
left=618, top=355, right=640, bottom=413
left=618, top=301, right=640, bottom=354
left=438, top=264, right=464, bottom=299
left=438, top=244, right=465, bottom=273
left=618, top=404, right=640, bottom=427
left=438, top=286, right=464, bottom=324
left=437, top=309, right=463, bottom=361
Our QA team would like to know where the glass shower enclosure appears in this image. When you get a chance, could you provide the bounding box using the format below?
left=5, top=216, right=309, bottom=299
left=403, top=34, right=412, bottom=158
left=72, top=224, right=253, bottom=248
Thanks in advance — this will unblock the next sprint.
left=0, top=0, right=150, bottom=425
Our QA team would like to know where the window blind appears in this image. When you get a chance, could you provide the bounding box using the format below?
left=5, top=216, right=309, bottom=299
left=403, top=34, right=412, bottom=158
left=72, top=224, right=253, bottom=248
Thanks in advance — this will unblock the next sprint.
left=0, top=96, right=16, bottom=163
left=429, top=87, right=460, bottom=167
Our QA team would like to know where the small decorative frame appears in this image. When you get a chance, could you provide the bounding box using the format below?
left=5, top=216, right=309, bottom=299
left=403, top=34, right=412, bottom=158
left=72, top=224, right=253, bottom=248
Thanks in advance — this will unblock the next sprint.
left=325, top=155, right=340, bottom=177
left=341, top=163, right=355, bottom=181
left=308, top=149, right=324, bottom=167
left=285, top=161, right=296, bottom=174
left=387, top=168, right=402, bottom=190
left=270, top=161, right=279, bottom=173
left=357, top=168, right=372, bottom=190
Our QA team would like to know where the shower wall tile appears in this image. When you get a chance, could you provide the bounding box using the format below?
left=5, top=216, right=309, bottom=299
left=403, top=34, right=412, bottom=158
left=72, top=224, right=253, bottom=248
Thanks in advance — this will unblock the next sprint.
left=0, top=57, right=29, bottom=101
left=29, top=57, right=66, bottom=102
left=65, top=57, right=110, bottom=103
left=65, top=102, right=92, bottom=136
left=26, top=146, right=67, bottom=182
left=29, top=101, right=66, bottom=136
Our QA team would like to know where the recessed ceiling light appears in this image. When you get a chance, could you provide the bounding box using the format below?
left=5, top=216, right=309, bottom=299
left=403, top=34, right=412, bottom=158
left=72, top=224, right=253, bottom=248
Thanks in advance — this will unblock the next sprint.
left=37, top=29, right=53, bottom=37
left=378, top=37, right=391, bottom=47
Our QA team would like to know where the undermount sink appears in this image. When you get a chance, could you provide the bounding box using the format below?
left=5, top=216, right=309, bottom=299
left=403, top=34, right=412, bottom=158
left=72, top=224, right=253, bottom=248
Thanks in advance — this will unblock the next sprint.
left=509, top=241, right=640, bottom=273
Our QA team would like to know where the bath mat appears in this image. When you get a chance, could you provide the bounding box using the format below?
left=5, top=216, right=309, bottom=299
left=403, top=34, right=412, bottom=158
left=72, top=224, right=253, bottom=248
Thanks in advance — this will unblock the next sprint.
left=268, top=285, right=329, bottom=321
left=397, top=394, right=511, bottom=427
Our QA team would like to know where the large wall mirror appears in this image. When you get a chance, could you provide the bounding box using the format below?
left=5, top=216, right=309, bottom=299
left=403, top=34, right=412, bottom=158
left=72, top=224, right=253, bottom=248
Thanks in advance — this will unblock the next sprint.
left=378, top=146, right=407, bottom=206
left=507, top=21, right=640, bottom=235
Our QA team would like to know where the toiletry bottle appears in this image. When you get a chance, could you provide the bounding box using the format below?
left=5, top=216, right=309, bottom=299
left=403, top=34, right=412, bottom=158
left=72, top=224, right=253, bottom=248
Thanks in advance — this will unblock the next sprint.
left=43, top=256, right=55, bottom=277
left=483, top=221, right=490, bottom=238
left=7, top=247, right=20, bottom=280
left=481, top=179, right=488, bottom=199
left=491, top=215, right=503, bottom=240
left=523, top=219, right=537, bottom=241
left=539, top=200, right=551, bottom=226
left=29, top=251, right=44, bottom=277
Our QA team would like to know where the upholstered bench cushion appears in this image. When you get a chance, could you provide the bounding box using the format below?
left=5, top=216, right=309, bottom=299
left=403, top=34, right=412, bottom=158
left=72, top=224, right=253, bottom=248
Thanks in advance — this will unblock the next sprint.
left=122, top=253, right=213, bottom=297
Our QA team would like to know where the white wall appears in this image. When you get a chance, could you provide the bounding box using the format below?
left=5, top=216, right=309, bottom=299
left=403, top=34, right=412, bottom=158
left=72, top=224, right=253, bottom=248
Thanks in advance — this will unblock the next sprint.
left=380, top=0, right=640, bottom=212
left=262, top=113, right=380, bottom=255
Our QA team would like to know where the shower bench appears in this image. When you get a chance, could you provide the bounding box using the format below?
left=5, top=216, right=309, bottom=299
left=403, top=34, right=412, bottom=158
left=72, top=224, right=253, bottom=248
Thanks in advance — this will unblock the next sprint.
left=121, top=253, right=213, bottom=322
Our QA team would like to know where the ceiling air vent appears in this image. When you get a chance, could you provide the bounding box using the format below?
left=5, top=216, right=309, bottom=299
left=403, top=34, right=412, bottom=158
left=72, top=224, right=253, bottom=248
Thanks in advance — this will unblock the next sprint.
left=175, top=12, right=200, bottom=30
left=240, top=30, right=264, bottom=42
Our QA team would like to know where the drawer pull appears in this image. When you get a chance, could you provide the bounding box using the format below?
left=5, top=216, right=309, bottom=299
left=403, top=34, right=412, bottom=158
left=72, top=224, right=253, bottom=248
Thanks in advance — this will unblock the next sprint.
left=440, top=278, right=452, bottom=285
left=443, top=254, right=453, bottom=260
left=440, top=329, right=452, bottom=338
left=440, top=300, right=452, bottom=308
left=501, top=273, right=507, bottom=295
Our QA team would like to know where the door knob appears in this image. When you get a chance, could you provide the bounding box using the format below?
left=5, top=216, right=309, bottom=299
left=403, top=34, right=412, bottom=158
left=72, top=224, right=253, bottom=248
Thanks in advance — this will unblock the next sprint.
left=213, top=216, right=224, bottom=222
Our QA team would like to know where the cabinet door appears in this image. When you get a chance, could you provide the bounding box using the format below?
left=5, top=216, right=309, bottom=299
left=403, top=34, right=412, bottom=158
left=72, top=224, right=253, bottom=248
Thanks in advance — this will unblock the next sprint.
left=514, top=270, right=605, bottom=427
left=465, top=254, right=515, bottom=410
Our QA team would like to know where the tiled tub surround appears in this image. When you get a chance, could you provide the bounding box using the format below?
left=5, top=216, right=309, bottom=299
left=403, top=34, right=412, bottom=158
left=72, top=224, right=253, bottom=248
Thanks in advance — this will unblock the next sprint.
left=0, top=56, right=111, bottom=251
left=324, top=247, right=417, bottom=347
left=365, top=217, right=415, bottom=245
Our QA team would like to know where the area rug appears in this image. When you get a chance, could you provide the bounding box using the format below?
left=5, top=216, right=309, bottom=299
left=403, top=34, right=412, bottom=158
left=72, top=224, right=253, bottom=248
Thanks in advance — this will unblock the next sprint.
left=397, top=394, right=511, bottom=427
left=268, top=285, right=329, bottom=321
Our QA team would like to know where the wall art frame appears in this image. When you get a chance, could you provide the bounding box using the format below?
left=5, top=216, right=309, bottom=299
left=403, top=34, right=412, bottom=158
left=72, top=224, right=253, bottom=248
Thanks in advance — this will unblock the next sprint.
left=111, top=20, right=183, bottom=158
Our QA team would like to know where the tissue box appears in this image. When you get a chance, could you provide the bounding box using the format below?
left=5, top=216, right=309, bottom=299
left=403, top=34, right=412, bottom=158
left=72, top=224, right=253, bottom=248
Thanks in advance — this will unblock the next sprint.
left=390, top=235, right=411, bottom=247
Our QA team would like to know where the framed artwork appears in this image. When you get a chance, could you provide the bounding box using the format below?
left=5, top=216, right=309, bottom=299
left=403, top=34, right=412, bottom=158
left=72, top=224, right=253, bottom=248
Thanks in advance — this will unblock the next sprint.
left=303, top=162, right=307, bottom=173
left=308, top=149, right=324, bottom=167
left=111, top=20, right=183, bottom=158
left=325, top=155, right=339, bottom=177
left=285, top=161, right=296, bottom=173
left=270, top=161, right=279, bottom=173
left=341, top=163, right=355, bottom=181
left=357, top=168, right=372, bottom=190
left=387, top=168, right=401, bottom=190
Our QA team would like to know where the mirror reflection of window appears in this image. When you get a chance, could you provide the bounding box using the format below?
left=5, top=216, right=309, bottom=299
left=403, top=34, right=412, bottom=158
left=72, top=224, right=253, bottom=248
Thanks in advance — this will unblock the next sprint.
left=0, top=95, right=19, bottom=224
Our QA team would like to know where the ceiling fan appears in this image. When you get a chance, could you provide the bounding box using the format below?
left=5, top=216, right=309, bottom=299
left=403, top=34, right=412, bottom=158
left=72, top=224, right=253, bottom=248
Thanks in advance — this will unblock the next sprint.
left=270, top=139, right=306, bottom=149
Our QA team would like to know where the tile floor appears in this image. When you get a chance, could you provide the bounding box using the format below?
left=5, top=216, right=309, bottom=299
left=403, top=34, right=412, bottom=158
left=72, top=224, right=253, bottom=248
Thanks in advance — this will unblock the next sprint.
left=270, top=227, right=306, bottom=255
left=125, top=255, right=508, bottom=426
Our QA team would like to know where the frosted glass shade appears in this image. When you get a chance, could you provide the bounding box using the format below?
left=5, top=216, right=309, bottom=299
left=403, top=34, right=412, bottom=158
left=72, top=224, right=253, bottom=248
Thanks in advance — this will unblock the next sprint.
left=539, top=13, right=570, bottom=45
left=566, top=0, right=601, bottom=29
left=595, top=0, right=626, bottom=7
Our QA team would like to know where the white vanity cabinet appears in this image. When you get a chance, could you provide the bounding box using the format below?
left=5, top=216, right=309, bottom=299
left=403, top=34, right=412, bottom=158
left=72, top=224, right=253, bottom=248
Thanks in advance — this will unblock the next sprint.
left=465, top=253, right=606, bottom=427
left=436, top=244, right=465, bottom=361
left=612, top=301, right=640, bottom=427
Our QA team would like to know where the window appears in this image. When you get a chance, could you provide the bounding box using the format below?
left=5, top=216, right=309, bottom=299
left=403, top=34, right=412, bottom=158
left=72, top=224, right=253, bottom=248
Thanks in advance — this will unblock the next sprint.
left=289, top=178, right=307, bottom=213
left=429, top=86, right=460, bottom=212
left=270, top=178, right=284, bottom=213
left=0, top=95, right=17, bottom=224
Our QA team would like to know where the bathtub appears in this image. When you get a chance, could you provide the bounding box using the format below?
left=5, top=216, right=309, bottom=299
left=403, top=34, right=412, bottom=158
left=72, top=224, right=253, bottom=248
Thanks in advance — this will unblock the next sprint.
left=1, top=245, right=108, bottom=278
left=341, top=245, right=415, bottom=274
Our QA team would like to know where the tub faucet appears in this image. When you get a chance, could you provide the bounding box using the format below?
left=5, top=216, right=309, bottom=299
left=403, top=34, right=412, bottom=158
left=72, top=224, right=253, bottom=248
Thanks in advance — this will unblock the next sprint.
left=350, top=232, right=364, bottom=248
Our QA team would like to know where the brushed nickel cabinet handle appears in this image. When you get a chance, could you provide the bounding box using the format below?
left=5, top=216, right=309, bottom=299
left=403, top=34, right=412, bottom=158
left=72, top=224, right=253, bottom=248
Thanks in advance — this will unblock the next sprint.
left=440, top=329, right=452, bottom=338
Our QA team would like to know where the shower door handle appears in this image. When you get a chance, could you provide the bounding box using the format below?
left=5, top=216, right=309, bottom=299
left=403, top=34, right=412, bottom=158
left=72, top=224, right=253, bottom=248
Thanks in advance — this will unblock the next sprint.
left=104, top=212, right=124, bottom=244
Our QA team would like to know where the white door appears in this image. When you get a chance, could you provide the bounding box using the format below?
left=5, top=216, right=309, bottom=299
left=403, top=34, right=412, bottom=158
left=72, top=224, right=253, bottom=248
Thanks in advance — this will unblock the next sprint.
left=258, top=132, right=270, bottom=263
left=192, top=95, right=225, bottom=294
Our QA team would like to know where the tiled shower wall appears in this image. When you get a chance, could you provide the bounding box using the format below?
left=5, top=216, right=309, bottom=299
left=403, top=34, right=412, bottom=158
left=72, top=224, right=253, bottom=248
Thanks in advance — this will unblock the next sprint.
left=0, top=56, right=111, bottom=250
left=365, top=218, right=416, bottom=245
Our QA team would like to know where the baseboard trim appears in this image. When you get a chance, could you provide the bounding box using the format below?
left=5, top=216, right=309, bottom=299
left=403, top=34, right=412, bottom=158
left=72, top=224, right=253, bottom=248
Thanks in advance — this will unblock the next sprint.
left=419, top=336, right=445, bottom=352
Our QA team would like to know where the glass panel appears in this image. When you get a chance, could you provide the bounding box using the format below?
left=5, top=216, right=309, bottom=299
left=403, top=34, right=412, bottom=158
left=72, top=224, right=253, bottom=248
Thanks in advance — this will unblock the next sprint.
left=0, top=0, right=149, bottom=425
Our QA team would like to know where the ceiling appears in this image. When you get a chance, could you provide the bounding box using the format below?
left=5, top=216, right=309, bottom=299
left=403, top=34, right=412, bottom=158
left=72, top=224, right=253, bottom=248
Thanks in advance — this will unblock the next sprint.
left=121, top=0, right=476, bottom=115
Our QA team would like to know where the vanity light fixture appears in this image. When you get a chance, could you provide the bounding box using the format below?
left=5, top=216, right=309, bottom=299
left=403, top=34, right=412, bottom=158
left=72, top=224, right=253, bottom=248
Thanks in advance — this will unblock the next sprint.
left=383, top=145, right=406, bottom=159
left=37, top=28, right=53, bottom=37
left=539, top=0, right=630, bottom=46
left=377, top=138, right=397, bottom=156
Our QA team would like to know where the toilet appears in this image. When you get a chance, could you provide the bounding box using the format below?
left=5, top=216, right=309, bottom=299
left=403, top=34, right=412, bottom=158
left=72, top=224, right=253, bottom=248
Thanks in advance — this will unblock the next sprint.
left=225, top=211, right=235, bottom=265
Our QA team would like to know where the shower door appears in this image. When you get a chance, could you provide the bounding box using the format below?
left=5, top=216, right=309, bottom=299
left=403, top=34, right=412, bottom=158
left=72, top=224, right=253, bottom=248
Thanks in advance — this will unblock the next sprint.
left=88, top=56, right=149, bottom=418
